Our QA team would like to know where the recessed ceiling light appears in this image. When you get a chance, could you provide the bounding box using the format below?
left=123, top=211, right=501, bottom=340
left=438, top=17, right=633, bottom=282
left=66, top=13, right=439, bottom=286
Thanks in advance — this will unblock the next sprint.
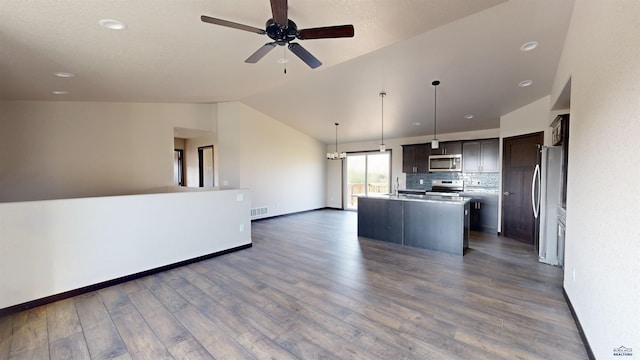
left=464, top=114, right=474, bottom=119
left=520, top=41, right=538, bottom=52
left=52, top=91, right=69, bottom=95
left=519, top=80, right=533, bottom=87
left=412, top=122, right=421, bottom=126
left=54, top=72, right=75, bottom=78
left=99, top=19, right=126, bottom=30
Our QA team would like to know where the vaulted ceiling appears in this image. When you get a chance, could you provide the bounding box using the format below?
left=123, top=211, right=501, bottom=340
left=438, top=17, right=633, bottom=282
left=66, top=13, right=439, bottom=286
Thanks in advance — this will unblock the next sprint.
left=0, top=0, right=574, bottom=143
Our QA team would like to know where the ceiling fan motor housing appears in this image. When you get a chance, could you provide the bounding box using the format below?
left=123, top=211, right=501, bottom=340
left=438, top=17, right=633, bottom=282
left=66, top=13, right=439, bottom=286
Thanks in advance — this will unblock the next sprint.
left=266, top=18, right=298, bottom=45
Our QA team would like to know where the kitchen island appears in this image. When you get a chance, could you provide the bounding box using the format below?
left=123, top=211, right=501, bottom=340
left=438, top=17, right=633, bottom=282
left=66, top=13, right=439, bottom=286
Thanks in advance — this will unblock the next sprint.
left=357, top=194, right=471, bottom=255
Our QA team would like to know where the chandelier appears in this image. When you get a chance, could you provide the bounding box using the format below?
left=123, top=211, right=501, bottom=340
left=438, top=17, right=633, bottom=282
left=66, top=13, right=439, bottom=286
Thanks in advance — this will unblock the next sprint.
left=327, top=122, right=346, bottom=160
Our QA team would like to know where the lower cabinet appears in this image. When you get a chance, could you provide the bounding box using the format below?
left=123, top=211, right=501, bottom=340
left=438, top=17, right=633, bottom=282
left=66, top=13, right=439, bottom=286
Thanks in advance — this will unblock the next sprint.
left=466, top=194, right=498, bottom=233
left=357, top=196, right=469, bottom=255
left=357, top=197, right=404, bottom=244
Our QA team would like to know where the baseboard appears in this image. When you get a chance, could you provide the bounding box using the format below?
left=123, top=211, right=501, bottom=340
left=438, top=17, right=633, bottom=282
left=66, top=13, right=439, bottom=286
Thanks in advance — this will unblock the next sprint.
left=563, top=288, right=595, bottom=360
left=0, top=243, right=252, bottom=318
left=251, top=207, right=335, bottom=222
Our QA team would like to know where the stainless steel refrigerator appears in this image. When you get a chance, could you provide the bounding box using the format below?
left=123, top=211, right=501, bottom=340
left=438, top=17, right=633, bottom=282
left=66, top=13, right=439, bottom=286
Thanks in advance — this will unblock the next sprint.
left=533, top=145, right=564, bottom=266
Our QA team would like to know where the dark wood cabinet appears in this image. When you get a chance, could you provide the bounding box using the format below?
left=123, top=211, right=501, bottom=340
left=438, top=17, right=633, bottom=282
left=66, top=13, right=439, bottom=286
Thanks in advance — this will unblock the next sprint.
left=464, top=193, right=498, bottom=233
left=429, top=141, right=462, bottom=156
left=357, top=197, right=404, bottom=244
left=358, top=196, right=469, bottom=255
left=462, top=139, right=499, bottom=172
left=551, top=114, right=569, bottom=146
left=551, top=114, right=570, bottom=208
left=402, top=144, right=429, bottom=173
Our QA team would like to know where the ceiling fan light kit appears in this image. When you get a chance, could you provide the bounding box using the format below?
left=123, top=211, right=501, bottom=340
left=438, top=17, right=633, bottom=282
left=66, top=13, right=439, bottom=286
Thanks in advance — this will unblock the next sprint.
left=201, top=0, right=354, bottom=69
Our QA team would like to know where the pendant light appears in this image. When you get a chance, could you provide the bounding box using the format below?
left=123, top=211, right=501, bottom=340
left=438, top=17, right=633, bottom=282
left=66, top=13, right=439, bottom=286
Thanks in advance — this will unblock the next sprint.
left=327, top=123, right=347, bottom=160
left=431, top=80, right=440, bottom=149
left=379, top=91, right=387, bottom=152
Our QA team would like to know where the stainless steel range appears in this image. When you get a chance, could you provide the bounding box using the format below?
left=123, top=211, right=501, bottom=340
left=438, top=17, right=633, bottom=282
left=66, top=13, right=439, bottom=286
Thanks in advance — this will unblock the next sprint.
left=428, top=179, right=463, bottom=196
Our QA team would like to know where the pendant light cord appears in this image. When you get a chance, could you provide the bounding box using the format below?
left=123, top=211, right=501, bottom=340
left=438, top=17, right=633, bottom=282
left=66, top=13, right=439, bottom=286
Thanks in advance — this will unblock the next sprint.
left=432, top=80, right=440, bottom=140
left=433, top=85, right=437, bottom=139
left=380, top=92, right=386, bottom=146
left=335, top=122, right=339, bottom=153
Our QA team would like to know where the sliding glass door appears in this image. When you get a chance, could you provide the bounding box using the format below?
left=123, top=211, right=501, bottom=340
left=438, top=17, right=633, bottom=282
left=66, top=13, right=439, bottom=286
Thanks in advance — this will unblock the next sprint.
left=345, top=151, right=391, bottom=210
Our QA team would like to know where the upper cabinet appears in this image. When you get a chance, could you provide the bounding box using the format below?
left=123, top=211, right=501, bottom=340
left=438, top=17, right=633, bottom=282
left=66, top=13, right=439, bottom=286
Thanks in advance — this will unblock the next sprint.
left=402, top=144, right=429, bottom=173
left=551, top=114, right=570, bottom=146
left=429, top=141, right=462, bottom=156
left=462, top=139, right=499, bottom=173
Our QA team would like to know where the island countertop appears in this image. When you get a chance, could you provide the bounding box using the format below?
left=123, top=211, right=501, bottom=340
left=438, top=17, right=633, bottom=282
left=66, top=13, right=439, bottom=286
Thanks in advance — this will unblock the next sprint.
left=357, top=194, right=470, bottom=255
left=358, top=193, right=473, bottom=204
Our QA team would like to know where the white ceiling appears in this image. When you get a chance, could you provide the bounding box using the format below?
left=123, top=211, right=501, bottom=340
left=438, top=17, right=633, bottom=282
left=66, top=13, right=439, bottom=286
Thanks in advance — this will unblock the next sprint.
left=0, top=0, right=574, bottom=144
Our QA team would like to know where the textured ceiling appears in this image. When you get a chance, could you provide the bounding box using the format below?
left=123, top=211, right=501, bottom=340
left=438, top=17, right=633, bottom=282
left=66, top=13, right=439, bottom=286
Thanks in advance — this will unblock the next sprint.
left=0, top=0, right=574, bottom=144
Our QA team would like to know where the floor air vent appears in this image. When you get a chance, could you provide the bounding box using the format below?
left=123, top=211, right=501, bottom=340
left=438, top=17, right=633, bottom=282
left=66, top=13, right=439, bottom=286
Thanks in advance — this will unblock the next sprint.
left=251, top=207, right=268, bottom=218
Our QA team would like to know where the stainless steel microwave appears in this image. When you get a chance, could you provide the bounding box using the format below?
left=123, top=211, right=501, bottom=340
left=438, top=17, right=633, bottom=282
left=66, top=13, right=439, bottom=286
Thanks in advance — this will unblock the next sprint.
left=428, top=154, right=462, bottom=172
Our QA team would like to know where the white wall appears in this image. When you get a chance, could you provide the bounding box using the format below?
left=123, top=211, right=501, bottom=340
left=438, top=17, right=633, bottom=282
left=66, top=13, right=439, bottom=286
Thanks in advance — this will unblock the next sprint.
left=500, top=95, right=553, bottom=144
left=0, top=101, right=217, bottom=202
left=236, top=103, right=326, bottom=218
left=325, top=128, right=500, bottom=208
left=0, top=189, right=251, bottom=309
left=216, top=102, right=241, bottom=189
left=551, top=0, right=640, bottom=357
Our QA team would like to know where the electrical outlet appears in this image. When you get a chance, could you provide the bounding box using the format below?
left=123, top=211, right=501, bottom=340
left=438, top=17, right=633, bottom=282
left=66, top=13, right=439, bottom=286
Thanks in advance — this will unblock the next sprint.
left=236, top=193, right=244, bottom=201
left=419, top=179, right=424, bottom=184
left=239, top=224, right=245, bottom=232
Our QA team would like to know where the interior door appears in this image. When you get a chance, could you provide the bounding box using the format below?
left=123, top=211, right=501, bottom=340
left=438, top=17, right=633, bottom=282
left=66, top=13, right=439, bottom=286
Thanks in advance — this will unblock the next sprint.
left=502, top=132, right=543, bottom=244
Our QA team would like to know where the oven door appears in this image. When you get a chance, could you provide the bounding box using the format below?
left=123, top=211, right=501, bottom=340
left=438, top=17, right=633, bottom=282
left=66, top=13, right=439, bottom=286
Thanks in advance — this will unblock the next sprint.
left=428, top=154, right=462, bottom=172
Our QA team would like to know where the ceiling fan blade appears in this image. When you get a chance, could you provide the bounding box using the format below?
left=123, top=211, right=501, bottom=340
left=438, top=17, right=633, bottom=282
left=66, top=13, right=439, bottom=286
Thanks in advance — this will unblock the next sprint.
left=288, top=43, right=322, bottom=69
left=297, top=25, right=354, bottom=40
left=201, top=15, right=265, bottom=35
left=245, top=43, right=277, bottom=63
left=270, top=0, right=288, bottom=26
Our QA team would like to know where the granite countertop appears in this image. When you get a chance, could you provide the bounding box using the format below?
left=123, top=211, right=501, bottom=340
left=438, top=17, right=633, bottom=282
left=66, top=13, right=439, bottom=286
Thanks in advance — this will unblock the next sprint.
left=460, top=189, right=500, bottom=195
left=360, top=193, right=472, bottom=204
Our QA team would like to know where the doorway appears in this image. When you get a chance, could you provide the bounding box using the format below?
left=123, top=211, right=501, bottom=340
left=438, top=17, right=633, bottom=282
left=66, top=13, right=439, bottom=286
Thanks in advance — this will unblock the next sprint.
left=198, top=145, right=214, bottom=187
left=173, top=149, right=184, bottom=186
left=501, top=132, right=543, bottom=245
left=344, top=151, right=391, bottom=210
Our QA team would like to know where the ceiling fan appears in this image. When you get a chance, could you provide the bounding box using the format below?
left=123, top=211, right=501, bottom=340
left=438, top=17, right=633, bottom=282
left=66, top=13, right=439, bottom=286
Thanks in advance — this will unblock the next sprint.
left=201, top=0, right=354, bottom=69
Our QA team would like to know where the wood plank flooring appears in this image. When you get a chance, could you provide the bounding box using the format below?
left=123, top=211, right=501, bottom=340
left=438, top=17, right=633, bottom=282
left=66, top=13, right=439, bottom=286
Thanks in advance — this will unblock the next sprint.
left=0, top=209, right=588, bottom=359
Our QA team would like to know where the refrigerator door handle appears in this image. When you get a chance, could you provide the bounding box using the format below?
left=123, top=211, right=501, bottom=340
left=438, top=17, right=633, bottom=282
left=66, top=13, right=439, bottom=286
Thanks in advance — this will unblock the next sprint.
left=531, top=164, right=541, bottom=218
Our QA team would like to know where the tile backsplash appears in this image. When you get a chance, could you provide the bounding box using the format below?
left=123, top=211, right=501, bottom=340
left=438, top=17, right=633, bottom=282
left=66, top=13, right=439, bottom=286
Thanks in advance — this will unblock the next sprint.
left=406, top=172, right=499, bottom=192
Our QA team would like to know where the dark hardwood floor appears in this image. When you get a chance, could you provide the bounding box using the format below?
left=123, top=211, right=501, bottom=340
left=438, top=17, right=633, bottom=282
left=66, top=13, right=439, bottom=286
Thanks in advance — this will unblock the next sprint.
left=0, top=209, right=588, bottom=359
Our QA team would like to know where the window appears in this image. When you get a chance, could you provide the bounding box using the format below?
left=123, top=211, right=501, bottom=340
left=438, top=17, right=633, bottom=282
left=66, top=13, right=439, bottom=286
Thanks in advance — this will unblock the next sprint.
left=345, top=151, right=391, bottom=210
